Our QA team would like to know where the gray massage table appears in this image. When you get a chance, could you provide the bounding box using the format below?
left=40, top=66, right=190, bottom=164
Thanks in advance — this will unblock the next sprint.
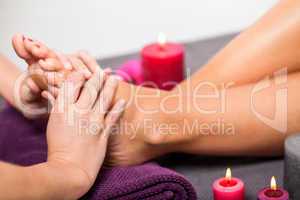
left=98, top=33, right=283, bottom=200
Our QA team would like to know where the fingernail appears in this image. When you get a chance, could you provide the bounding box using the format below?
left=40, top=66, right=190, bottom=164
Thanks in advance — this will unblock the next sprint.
left=118, top=99, right=126, bottom=108
left=38, top=59, right=46, bottom=66
left=115, top=75, right=124, bottom=81
left=79, top=70, right=88, bottom=78
left=58, top=73, right=64, bottom=79
left=64, top=62, right=72, bottom=70
left=110, top=74, right=123, bottom=81
left=104, top=68, right=112, bottom=74
left=85, top=70, right=92, bottom=78
left=27, top=37, right=33, bottom=42
left=44, top=60, right=50, bottom=66
left=118, top=100, right=127, bottom=113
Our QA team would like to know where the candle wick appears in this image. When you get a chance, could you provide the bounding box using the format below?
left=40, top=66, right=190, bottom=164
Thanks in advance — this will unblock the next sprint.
left=227, top=178, right=231, bottom=185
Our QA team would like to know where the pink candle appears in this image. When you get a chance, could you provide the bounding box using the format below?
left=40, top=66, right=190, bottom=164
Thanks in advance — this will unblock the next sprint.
left=213, top=168, right=245, bottom=200
left=141, top=33, right=184, bottom=90
left=257, top=176, right=289, bottom=200
left=117, top=60, right=144, bottom=85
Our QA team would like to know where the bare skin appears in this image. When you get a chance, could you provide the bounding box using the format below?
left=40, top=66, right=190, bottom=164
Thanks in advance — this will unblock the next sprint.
left=0, top=69, right=126, bottom=199
left=108, top=0, right=300, bottom=163
left=195, top=0, right=300, bottom=85
left=12, top=0, right=300, bottom=166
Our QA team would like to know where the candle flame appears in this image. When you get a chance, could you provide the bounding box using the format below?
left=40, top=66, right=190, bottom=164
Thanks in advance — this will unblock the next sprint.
left=271, top=176, right=277, bottom=190
left=225, top=168, right=232, bottom=181
left=158, top=32, right=167, bottom=47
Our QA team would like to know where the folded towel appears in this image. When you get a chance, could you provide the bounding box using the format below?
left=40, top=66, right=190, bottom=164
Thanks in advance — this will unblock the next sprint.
left=0, top=106, right=197, bottom=200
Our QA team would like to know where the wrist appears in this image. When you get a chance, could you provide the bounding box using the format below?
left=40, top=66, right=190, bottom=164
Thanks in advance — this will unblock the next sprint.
left=27, top=161, right=91, bottom=200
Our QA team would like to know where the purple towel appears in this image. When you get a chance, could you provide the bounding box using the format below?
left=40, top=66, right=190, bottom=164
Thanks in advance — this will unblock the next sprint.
left=0, top=106, right=197, bottom=200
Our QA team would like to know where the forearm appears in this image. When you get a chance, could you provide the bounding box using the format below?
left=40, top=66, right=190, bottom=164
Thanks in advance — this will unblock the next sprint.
left=0, top=54, right=23, bottom=107
left=0, top=161, right=88, bottom=200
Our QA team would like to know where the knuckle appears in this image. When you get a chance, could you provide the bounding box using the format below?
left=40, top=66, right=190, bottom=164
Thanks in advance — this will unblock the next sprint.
left=106, top=113, right=118, bottom=125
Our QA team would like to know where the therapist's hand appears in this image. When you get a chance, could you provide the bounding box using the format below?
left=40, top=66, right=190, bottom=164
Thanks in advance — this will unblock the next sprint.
left=12, top=34, right=92, bottom=119
left=46, top=70, right=126, bottom=197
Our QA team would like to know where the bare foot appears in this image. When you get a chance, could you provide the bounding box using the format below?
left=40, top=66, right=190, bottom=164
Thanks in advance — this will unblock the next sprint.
left=106, top=129, right=170, bottom=166
left=13, top=35, right=168, bottom=166
left=12, top=33, right=51, bottom=63
left=75, top=51, right=170, bottom=166
left=12, top=33, right=68, bottom=90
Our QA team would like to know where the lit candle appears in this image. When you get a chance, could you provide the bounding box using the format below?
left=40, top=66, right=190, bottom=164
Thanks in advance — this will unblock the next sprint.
left=212, top=168, right=245, bottom=200
left=257, top=176, right=289, bottom=200
left=141, top=32, right=184, bottom=90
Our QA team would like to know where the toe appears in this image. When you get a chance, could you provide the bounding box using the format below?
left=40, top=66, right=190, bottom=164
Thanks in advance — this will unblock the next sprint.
left=12, top=33, right=33, bottom=63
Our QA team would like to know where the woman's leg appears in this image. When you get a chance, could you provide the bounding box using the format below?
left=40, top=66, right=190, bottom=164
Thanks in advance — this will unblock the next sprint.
left=12, top=0, right=300, bottom=165
left=160, top=71, right=300, bottom=156
left=106, top=0, right=300, bottom=165
left=191, top=0, right=300, bottom=86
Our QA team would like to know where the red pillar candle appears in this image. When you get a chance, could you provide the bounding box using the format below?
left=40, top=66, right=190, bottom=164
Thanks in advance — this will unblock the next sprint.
left=257, top=176, right=289, bottom=200
left=213, top=168, right=245, bottom=200
left=141, top=33, right=184, bottom=90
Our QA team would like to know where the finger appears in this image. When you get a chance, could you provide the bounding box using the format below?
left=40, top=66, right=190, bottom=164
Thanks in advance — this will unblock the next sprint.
left=22, top=101, right=49, bottom=119
left=38, top=58, right=64, bottom=71
left=77, top=50, right=101, bottom=73
left=28, top=62, right=44, bottom=76
left=56, top=72, right=85, bottom=105
left=47, top=85, right=59, bottom=98
left=12, top=33, right=33, bottom=63
left=26, top=78, right=41, bottom=94
left=68, top=56, right=92, bottom=78
left=44, top=71, right=64, bottom=86
left=54, top=50, right=72, bottom=70
left=104, top=67, right=112, bottom=75
left=93, top=76, right=119, bottom=114
left=102, top=99, right=126, bottom=137
left=76, top=70, right=106, bottom=109
left=41, top=90, right=55, bottom=106
left=28, top=63, right=47, bottom=90
left=20, top=83, right=37, bottom=103
left=112, top=74, right=123, bottom=81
